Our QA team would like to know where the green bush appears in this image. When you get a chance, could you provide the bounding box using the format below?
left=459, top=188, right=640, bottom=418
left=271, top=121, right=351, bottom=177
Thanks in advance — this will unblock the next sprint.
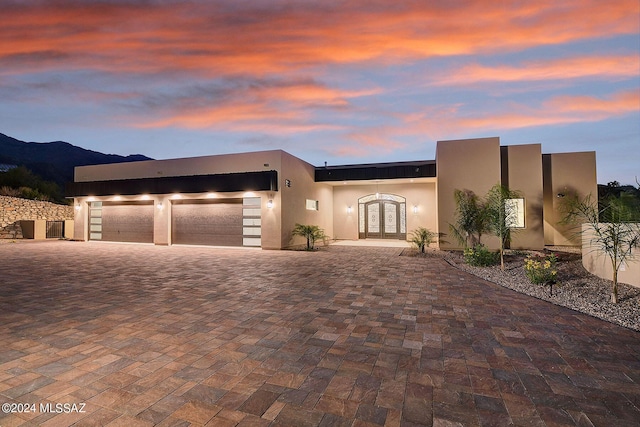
left=463, top=244, right=499, bottom=267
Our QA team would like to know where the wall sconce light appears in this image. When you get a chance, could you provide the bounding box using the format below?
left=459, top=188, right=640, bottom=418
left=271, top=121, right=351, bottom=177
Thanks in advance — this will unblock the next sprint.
left=267, top=199, right=274, bottom=209
left=556, top=193, right=565, bottom=198
left=413, top=205, right=418, bottom=214
left=75, top=204, right=81, bottom=211
left=156, top=202, right=164, bottom=210
left=347, top=206, right=352, bottom=214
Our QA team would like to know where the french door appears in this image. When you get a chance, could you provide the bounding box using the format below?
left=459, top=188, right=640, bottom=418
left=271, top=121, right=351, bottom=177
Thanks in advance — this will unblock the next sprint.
left=364, top=200, right=403, bottom=239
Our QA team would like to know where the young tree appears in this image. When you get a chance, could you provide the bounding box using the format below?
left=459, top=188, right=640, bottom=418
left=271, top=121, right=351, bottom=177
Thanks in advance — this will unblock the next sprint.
left=291, top=224, right=327, bottom=250
left=484, top=184, right=523, bottom=271
left=449, top=189, right=489, bottom=248
left=563, top=193, right=640, bottom=303
left=409, top=227, right=439, bottom=253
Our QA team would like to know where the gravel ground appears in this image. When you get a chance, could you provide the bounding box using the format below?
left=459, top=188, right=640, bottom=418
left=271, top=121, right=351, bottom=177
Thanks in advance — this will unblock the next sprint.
left=405, top=247, right=640, bottom=332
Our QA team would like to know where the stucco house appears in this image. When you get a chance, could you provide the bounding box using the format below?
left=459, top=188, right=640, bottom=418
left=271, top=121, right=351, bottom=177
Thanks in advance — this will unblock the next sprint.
left=66, top=137, right=597, bottom=250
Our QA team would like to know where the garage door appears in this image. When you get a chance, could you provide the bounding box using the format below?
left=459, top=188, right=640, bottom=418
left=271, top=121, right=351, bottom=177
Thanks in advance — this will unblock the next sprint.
left=89, top=201, right=154, bottom=243
left=171, top=199, right=244, bottom=246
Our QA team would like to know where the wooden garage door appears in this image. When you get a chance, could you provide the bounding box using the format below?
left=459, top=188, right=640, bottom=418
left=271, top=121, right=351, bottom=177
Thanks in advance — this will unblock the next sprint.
left=172, top=199, right=243, bottom=246
left=94, top=201, right=154, bottom=243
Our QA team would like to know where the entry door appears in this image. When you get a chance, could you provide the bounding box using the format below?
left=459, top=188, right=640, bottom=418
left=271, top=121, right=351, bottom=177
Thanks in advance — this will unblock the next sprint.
left=365, top=201, right=402, bottom=239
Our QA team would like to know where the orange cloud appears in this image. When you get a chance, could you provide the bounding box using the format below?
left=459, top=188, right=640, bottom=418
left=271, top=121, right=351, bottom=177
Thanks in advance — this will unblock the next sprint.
left=131, top=78, right=376, bottom=131
left=340, top=89, right=640, bottom=148
left=2, top=0, right=637, bottom=153
left=545, top=90, right=640, bottom=118
left=1, top=0, right=638, bottom=77
left=346, top=131, right=405, bottom=153
left=413, top=89, right=640, bottom=135
left=431, top=55, right=640, bottom=86
left=256, top=83, right=380, bottom=107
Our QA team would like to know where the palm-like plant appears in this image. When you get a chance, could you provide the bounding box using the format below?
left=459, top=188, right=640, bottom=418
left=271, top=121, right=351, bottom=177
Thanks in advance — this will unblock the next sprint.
left=410, top=227, right=438, bottom=253
left=449, top=189, right=489, bottom=248
left=485, top=184, right=523, bottom=271
left=291, top=224, right=326, bottom=250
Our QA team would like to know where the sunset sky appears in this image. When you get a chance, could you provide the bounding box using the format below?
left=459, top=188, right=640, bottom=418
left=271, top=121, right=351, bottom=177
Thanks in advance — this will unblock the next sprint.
left=1, top=0, right=638, bottom=184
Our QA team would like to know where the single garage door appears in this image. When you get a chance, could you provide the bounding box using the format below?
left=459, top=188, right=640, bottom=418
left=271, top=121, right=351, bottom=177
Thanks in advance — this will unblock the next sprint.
left=172, top=199, right=243, bottom=246
left=89, top=201, right=154, bottom=243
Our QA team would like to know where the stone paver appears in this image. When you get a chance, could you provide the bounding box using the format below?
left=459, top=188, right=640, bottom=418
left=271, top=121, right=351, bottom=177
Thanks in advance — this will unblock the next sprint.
left=0, top=241, right=639, bottom=426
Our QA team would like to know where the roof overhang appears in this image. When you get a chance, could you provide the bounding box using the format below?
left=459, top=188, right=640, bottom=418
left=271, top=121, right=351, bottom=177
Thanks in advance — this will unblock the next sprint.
left=315, top=160, right=436, bottom=183
left=66, top=170, right=278, bottom=197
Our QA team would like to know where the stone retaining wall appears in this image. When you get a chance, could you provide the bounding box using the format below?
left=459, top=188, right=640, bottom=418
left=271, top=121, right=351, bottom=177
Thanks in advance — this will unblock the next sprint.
left=0, top=196, right=74, bottom=239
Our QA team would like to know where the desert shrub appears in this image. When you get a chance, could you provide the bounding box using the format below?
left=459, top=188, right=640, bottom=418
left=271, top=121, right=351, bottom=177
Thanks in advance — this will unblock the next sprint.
left=0, top=166, right=62, bottom=202
left=463, top=244, right=499, bottom=267
left=19, top=186, right=50, bottom=201
left=562, top=193, right=640, bottom=303
left=0, top=186, right=21, bottom=197
left=524, top=254, right=558, bottom=285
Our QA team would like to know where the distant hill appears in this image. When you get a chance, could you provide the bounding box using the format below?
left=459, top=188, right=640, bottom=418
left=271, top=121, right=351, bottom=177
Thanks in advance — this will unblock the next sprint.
left=0, top=133, right=152, bottom=188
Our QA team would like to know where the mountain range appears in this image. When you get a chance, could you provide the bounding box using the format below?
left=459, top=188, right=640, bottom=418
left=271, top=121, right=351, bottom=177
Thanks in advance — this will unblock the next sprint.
left=0, top=133, right=152, bottom=188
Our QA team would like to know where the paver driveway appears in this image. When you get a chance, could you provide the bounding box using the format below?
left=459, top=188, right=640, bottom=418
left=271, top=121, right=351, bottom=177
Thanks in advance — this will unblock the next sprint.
left=0, top=241, right=639, bottom=427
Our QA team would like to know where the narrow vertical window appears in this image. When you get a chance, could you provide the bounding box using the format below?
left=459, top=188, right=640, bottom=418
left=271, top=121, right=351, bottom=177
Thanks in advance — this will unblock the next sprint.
left=505, top=198, right=525, bottom=228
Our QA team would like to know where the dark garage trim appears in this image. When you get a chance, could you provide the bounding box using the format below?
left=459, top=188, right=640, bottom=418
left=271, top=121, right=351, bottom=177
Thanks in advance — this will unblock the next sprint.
left=66, top=170, right=278, bottom=197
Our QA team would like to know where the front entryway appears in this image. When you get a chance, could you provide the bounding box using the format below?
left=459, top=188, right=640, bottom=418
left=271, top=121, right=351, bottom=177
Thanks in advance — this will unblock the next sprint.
left=358, top=194, right=406, bottom=240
